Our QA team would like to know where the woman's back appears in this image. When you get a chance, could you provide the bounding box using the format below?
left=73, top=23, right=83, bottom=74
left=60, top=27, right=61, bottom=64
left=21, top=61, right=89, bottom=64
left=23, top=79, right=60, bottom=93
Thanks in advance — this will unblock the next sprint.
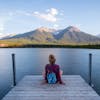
left=43, top=54, right=64, bottom=84
left=45, top=64, right=61, bottom=83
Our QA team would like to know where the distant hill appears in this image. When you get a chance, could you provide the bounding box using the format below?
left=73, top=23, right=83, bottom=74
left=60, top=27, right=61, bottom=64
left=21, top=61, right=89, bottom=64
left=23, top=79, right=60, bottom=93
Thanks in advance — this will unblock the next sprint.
left=97, top=34, right=100, bottom=37
left=1, top=26, right=100, bottom=45
left=54, top=26, right=100, bottom=43
left=0, top=33, right=17, bottom=39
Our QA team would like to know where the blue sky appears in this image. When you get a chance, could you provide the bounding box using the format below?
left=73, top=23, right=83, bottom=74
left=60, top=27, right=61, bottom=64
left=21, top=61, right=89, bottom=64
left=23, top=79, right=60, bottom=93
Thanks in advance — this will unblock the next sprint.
left=0, top=0, right=100, bottom=35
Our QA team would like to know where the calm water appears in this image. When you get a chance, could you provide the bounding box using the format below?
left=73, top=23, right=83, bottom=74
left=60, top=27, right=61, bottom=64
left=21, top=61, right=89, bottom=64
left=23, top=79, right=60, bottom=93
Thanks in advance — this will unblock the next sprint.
left=0, top=48, right=100, bottom=99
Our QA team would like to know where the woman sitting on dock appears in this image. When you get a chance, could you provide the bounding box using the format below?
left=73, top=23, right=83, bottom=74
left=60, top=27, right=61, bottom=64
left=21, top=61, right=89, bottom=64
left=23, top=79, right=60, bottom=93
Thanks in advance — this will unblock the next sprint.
left=43, top=54, right=64, bottom=84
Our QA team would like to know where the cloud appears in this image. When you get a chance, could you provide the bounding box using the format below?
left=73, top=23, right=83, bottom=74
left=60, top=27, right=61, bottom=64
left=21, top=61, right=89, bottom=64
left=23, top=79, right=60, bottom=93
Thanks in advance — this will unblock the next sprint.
left=33, top=8, right=59, bottom=22
left=53, top=24, right=59, bottom=29
left=0, top=15, right=12, bottom=34
left=49, top=8, right=58, bottom=15
left=6, top=8, right=63, bottom=23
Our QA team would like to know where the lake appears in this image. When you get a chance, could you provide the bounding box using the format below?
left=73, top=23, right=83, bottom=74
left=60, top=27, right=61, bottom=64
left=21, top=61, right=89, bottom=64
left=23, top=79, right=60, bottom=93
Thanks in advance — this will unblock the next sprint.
left=0, top=48, right=100, bottom=99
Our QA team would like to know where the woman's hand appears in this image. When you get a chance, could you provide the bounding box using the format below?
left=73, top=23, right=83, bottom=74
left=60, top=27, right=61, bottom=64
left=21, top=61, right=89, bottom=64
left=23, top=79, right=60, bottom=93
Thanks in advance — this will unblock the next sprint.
left=41, top=80, right=47, bottom=85
left=58, top=81, right=65, bottom=85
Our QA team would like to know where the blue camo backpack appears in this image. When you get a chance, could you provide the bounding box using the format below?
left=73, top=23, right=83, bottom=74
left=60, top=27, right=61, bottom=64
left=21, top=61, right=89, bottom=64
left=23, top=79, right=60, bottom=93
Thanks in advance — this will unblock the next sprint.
left=47, top=72, right=57, bottom=84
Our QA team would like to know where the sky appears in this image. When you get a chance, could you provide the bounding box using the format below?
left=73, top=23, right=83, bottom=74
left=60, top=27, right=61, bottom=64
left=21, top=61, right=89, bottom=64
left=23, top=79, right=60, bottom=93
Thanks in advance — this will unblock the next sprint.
left=0, top=0, right=100, bottom=36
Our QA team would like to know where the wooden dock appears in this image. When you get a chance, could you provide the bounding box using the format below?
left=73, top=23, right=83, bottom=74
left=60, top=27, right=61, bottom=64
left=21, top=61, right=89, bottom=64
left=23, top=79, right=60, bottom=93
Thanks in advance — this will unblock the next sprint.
left=2, top=75, right=100, bottom=100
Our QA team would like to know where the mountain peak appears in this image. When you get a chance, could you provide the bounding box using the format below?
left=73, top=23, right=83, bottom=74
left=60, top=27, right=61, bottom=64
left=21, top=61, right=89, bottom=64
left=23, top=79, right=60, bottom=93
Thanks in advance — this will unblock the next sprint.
left=37, top=27, right=55, bottom=32
left=66, top=26, right=80, bottom=32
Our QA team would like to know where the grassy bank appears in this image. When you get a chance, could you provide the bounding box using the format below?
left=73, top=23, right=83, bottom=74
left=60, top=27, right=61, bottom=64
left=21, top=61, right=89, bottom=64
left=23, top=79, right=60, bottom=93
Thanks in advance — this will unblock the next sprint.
left=0, top=44, right=100, bottom=49
left=0, top=39, right=100, bottom=49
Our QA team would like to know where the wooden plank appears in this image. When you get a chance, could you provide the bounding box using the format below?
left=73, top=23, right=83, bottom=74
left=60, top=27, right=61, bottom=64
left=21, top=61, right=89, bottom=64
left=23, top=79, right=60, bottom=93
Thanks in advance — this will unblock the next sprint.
left=2, top=75, right=100, bottom=100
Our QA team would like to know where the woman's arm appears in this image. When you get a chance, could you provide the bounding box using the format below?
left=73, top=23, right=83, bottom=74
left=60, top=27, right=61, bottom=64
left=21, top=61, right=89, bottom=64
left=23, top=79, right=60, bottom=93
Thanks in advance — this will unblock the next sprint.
left=41, top=65, right=48, bottom=84
left=57, top=66, right=65, bottom=84
left=44, top=64, right=48, bottom=83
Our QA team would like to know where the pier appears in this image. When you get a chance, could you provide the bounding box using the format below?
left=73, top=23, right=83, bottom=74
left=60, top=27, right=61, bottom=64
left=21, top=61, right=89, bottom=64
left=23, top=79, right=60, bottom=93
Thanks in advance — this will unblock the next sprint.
left=2, top=75, right=100, bottom=100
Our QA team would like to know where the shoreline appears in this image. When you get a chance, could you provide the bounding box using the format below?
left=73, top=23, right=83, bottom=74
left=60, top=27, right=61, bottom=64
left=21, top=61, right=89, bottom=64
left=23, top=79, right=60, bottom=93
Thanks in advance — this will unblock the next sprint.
left=0, top=44, right=100, bottom=49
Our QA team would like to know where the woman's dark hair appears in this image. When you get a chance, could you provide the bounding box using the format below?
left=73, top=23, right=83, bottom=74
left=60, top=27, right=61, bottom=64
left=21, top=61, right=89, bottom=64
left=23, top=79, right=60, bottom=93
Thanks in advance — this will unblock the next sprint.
left=49, top=54, right=56, bottom=64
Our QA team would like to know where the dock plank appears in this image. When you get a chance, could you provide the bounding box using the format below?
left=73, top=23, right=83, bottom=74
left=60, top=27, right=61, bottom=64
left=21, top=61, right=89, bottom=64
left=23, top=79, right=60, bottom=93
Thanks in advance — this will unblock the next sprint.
left=2, top=75, right=100, bottom=100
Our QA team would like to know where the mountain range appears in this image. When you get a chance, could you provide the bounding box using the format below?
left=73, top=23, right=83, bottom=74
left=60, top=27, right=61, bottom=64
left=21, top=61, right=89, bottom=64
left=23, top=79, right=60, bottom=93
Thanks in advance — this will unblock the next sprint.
left=97, top=34, right=100, bottom=37
left=1, top=26, right=100, bottom=45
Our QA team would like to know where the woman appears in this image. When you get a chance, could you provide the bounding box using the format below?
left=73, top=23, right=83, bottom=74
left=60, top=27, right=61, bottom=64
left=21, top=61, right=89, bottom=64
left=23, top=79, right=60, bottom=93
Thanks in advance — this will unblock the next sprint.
left=43, top=54, right=64, bottom=84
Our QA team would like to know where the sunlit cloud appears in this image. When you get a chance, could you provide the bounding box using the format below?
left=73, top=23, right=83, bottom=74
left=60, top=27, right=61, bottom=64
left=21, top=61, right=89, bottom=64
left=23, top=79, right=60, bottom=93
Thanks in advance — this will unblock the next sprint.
left=33, top=8, right=59, bottom=22
left=4, top=8, right=63, bottom=23
left=47, top=8, right=58, bottom=16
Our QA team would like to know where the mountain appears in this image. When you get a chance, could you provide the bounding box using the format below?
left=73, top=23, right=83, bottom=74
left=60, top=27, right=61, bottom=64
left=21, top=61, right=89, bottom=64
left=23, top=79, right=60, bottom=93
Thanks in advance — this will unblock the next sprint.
left=2, top=27, right=56, bottom=42
left=1, top=26, right=100, bottom=44
left=0, top=33, right=17, bottom=39
left=54, top=26, right=100, bottom=43
left=97, top=34, right=100, bottom=37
